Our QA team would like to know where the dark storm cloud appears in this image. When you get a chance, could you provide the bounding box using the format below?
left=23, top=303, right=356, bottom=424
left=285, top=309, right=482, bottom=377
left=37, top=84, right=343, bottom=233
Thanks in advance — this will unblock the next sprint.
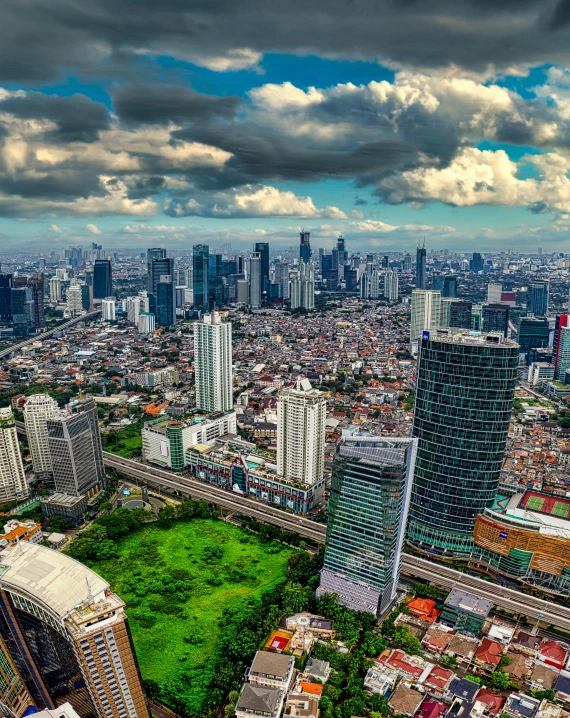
left=0, top=0, right=568, bottom=84
left=113, top=85, right=241, bottom=126
left=1, top=93, right=109, bottom=142
left=0, top=172, right=102, bottom=200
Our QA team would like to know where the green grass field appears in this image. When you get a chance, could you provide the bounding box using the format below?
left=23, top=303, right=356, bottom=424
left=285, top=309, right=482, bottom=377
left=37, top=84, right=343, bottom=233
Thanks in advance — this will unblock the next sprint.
left=526, top=496, right=545, bottom=511
left=88, top=520, right=292, bottom=688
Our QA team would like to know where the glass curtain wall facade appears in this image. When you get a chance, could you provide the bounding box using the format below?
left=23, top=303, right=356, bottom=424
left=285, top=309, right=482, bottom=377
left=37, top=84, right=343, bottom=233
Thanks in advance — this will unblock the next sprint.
left=317, top=433, right=417, bottom=616
left=192, top=245, right=209, bottom=310
left=408, top=330, right=518, bottom=555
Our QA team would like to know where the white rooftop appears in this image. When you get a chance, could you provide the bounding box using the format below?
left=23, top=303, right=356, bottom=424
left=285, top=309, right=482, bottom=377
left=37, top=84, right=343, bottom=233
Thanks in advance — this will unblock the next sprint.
left=0, top=542, right=109, bottom=618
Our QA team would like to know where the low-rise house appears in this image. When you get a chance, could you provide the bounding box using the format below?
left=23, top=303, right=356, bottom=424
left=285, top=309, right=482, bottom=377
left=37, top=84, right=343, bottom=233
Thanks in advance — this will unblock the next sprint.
left=554, top=671, right=570, bottom=704
left=286, top=614, right=334, bottom=640
left=488, top=620, right=516, bottom=647
left=407, top=598, right=441, bottom=624
left=535, top=700, right=562, bottom=718
left=284, top=694, right=319, bottom=718
left=363, top=665, right=398, bottom=695
left=0, top=520, right=43, bottom=546
left=451, top=699, right=485, bottom=718
left=248, top=651, right=295, bottom=691
left=304, top=659, right=331, bottom=684
left=538, top=641, right=568, bottom=671
left=377, top=649, right=432, bottom=682
left=297, top=683, right=323, bottom=700
left=388, top=684, right=424, bottom=717
left=446, top=634, right=480, bottom=665
left=475, top=689, right=506, bottom=715
left=504, top=651, right=533, bottom=683
left=527, top=664, right=559, bottom=692
left=505, top=694, right=541, bottom=718
left=512, top=632, right=541, bottom=657
left=235, top=684, right=284, bottom=718
left=422, top=665, right=453, bottom=696
left=445, top=677, right=481, bottom=703
left=474, top=638, right=504, bottom=671
left=422, top=625, right=455, bottom=654
left=417, top=698, right=448, bottom=718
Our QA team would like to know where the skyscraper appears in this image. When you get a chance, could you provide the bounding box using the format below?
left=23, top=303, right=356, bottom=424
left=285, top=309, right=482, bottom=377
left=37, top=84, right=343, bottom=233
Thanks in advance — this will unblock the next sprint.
left=146, top=247, right=167, bottom=293
left=65, top=283, right=83, bottom=318
left=554, top=325, right=570, bottom=382
left=101, top=297, right=116, bottom=321
left=415, top=242, right=426, bottom=289
left=403, top=253, right=412, bottom=271
left=0, top=542, right=150, bottom=717
left=518, top=316, right=550, bottom=353
left=410, top=289, right=441, bottom=345
left=528, top=281, right=549, bottom=317
left=274, top=262, right=289, bottom=300
left=254, top=242, right=270, bottom=295
left=408, top=329, right=518, bottom=554
left=0, top=275, right=12, bottom=323
left=49, top=276, right=62, bottom=302
left=155, top=275, right=176, bottom=326
left=47, top=411, right=104, bottom=498
left=277, top=378, right=326, bottom=486
left=300, top=230, right=311, bottom=264
left=248, top=253, right=262, bottom=309
left=69, top=396, right=105, bottom=488
left=448, top=300, right=473, bottom=329
left=23, top=394, right=58, bottom=477
left=384, top=269, right=399, bottom=301
left=194, top=312, right=233, bottom=413
left=192, top=244, right=210, bottom=310
left=0, top=408, right=28, bottom=503
left=442, top=275, right=457, bottom=298
left=317, top=431, right=417, bottom=615
left=290, top=260, right=315, bottom=311
left=482, top=304, right=510, bottom=337
left=470, top=252, right=484, bottom=272
left=93, top=260, right=112, bottom=300
left=487, top=283, right=502, bottom=304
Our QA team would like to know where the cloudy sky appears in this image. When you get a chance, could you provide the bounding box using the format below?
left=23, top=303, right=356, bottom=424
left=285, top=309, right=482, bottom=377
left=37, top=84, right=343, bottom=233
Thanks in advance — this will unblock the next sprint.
left=4, top=0, right=570, bottom=251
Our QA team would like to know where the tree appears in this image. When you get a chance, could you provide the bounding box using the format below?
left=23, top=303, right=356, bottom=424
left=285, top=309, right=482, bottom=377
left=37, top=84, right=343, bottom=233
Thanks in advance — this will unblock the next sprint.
left=489, top=671, right=513, bottom=691
left=282, top=582, right=309, bottom=615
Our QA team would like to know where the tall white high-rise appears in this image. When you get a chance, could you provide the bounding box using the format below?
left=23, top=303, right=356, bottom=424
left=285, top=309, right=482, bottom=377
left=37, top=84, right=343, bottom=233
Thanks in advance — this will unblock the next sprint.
left=290, top=260, right=314, bottom=310
left=138, top=311, right=155, bottom=334
left=126, top=296, right=142, bottom=325
left=49, top=276, right=62, bottom=302
left=410, top=289, right=442, bottom=346
left=102, top=297, right=116, bottom=321
left=65, top=282, right=83, bottom=318
left=23, top=393, right=57, bottom=477
left=487, top=283, right=502, bottom=304
left=384, top=268, right=399, bottom=302
left=277, top=378, right=326, bottom=486
left=274, top=262, right=290, bottom=299
left=0, top=408, right=28, bottom=502
left=194, top=311, right=233, bottom=413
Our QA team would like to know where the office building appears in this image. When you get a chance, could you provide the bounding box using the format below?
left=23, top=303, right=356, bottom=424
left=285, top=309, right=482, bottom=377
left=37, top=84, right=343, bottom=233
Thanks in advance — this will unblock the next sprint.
left=300, top=231, right=311, bottom=264
left=0, top=632, right=35, bottom=717
left=137, top=312, right=155, bottom=334
left=274, top=262, right=289, bottom=300
left=23, top=394, right=57, bottom=478
left=416, top=243, right=426, bottom=290
left=49, top=276, right=61, bottom=302
left=291, top=260, right=315, bottom=310
left=93, top=260, right=112, bottom=300
left=384, top=269, right=399, bottom=302
left=0, top=275, right=12, bottom=323
left=236, top=279, right=249, bottom=306
left=277, top=378, right=326, bottom=486
left=146, top=247, right=166, bottom=293
left=442, top=275, right=457, bottom=298
left=155, top=275, right=175, bottom=326
left=194, top=312, right=233, bottom=413
left=554, top=314, right=570, bottom=381
left=254, top=242, right=270, bottom=295
left=518, top=316, right=550, bottom=353
left=11, top=287, right=33, bottom=332
left=528, top=361, right=554, bottom=385
left=528, top=281, right=549, bottom=317
left=34, top=704, right=81, bottom=718
left=0, top=408, right=28, bottom=503
left=80, top=283, right=91, bottom=311
left=14, top=274, right=45, bottom=329
left=344, top=268, right=358, bottom=293
left=101, top=297, right=116, bottom=321
left=126, top=296, right=141, bottom=326
left=317, top=431, right=417, bottom=616
left=447, top=300, right=472, bottom=329
left=431, top=273, right=444, bottom=293
left=482, top=304, right=509, bottom=337
left=410, top=290, right=441, bottom=345
left=0, top=542, right=150, bottom=717
left=487, top=283, right=502, bottom=304
left=470, top=252, right=484, bottom=272
left=408, top=329, right=519, bottom=554
left=249, top=253, right=262, bottom=309
left=69, top=396, right=105, bottom=489
left=47, top=411, right=104, bottom=498
left=440, top=588, right=492, bottom=636
left=403, top=253, right=412, bottom=272
left=192, top=244, right=209, bottom=310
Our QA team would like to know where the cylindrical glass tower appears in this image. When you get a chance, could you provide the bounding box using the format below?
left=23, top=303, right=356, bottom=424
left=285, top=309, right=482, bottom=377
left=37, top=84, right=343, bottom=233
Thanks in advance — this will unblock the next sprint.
left=408, top=330, right=519, bottom=555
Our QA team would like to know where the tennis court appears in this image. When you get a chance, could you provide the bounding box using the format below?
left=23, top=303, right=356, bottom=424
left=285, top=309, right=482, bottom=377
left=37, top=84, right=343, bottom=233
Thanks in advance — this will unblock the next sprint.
left=525, top=495, right=545, bottom=511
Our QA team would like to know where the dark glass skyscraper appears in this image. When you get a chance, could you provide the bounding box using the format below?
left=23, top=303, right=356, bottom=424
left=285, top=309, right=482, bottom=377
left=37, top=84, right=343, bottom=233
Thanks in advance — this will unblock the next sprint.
left=448, top=300, right=473, bottom=329
left=408, top=329, right=518, bottom=555
left=470, top=252, right=484, bottom=272
left=192, top=244, right=209, bottom=310
left=0, top=274, right=12, bottom=323
left=254, top=242, right=270, bottom=295
left=528, top=281, right=549, bottom=317
left=317, top=431, right=417, bottom=616
left=416, top=244, right=426, bottom=289
left=148, top=253, right=175, bottom=326
left=147, top=247, right=167, bottom=293
left=93, top=259, right=112, bottom=300
left=518, top=316, right=550, bottom=353
left=443, top=275, right=457, bottom=298
left=300, top=231, right=311, bottom=264
left=482, top=304, right=509, bottom=337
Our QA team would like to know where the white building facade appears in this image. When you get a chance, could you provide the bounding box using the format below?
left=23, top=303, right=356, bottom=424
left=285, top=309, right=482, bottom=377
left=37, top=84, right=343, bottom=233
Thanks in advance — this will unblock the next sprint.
left=23, top=393, right=58, bottom=477
left=0, top=407, right=28, bottom=502
left=194, top=312, right=233, bottom=413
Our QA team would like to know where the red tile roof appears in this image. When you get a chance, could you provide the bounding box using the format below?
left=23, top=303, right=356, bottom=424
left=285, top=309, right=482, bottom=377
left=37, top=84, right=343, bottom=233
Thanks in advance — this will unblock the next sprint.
left=475, top=638, right=504, bottom=666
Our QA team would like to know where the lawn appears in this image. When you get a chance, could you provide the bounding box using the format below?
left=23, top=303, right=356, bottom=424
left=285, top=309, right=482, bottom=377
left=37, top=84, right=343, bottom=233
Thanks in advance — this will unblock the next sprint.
left=88, top=519, right=292, bottom=693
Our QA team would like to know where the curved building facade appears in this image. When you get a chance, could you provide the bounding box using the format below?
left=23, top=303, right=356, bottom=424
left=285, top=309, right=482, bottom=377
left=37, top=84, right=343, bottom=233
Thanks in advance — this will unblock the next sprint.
left=408, top=329, right=518, bottom=555
left=0, top=543, right=149, bottom=718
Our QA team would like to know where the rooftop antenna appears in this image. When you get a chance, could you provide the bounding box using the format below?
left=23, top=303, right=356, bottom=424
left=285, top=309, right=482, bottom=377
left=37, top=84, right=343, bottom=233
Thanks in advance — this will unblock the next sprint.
left=16, top=534, right=22, bottom=556
left=85, top=576, right=94, bottom=604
